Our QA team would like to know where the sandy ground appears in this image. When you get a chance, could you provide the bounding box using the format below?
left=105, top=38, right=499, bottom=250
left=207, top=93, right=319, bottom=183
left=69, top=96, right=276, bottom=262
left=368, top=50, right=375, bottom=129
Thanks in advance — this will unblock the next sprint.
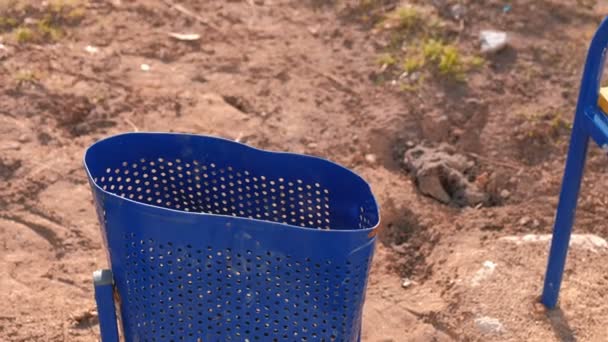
left=2, top=0, right=608, bottom=341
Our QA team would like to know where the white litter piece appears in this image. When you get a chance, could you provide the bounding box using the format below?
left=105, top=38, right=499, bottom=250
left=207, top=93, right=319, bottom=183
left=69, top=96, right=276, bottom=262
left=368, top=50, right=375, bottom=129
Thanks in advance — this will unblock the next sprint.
left=500, top=234, right=608, bottom=252
left=480, top=30, right=508, bottom=54
left=84, top=45, right=99, bottom=54
left=401, top=278, right=413, bottom=288
left=168, top=32, right=201, bottom=41
left=140, top=64, right=151, bottom=71
left=470, top=260, right=496, bottom=287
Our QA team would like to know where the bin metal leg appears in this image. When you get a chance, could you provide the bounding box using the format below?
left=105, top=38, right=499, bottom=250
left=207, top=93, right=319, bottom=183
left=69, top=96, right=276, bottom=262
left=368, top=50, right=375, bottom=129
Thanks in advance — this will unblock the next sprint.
left=94, top=269, right=119, bottom=342
left=541, top=123, right=589, bottom=309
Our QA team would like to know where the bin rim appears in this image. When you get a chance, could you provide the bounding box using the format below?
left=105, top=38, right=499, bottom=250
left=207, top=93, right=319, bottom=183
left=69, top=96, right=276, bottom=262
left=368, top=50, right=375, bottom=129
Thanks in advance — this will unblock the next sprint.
left=84, top=131, right=381, bottom=234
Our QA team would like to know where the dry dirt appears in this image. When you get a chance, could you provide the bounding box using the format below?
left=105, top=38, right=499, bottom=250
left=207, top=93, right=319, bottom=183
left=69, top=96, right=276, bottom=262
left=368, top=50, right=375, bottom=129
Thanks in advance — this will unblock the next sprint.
left=2, top=0, right=608, bottom=341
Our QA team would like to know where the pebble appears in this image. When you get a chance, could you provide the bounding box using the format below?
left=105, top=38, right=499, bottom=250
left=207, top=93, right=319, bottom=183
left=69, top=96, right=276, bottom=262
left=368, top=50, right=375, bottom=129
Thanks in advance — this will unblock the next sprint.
left=84, top=45, right=99, bottom=54
left=140, top=64, right=151, bottom=71
left=365, top=153, right=377, bottom=164
left=519, top=216, right=531, bottom=226
left=480, top=30, right=508, bottom=54
left=308, top=26, right=320, bottom=37
left=401, top=278, right=413, bottom=288
left=18, top=134, right=30, bottom=143
left=450, top=4, right=466, bottom=20
left=500, top=189, right=511, bottom=199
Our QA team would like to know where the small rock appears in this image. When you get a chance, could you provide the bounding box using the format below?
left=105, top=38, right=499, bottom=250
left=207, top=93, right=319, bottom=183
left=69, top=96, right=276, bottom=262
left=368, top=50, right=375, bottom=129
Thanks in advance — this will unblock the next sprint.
left=500, top=189, right=511, bottom=199
left=84, top=45, right=99, bottom=54
left=140, top=64, right=151, bottom=71
left=71, top=308, right=99, bottom=328
left=480, top=30, right=508, bottom=54
left=532, top=219, right=540, bottom=228
left=450, top=4, right=466, bottom=20
left=417, top=164, right=451, bottom=203
left=475, top=316, right=504, bottom=334
left=365, top=153, right=377, bottom=164
left=392, top=243, right=409, bottom=254
left=401, top=278, right=413, bottom=288
left=18, top=134, right=30, bottom=143
left=308, top=25, right=320, bottom=37
left=519, top=216, right=531, bottom=226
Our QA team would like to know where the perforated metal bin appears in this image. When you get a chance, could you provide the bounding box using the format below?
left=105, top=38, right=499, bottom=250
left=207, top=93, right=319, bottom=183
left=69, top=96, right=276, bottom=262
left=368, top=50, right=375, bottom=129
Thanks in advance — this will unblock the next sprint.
left=85, top=133, right=380, bottom=342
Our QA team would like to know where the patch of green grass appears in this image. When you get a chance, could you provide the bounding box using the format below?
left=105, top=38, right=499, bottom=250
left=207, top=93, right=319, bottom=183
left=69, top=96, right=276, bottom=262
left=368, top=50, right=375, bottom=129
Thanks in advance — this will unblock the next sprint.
left=376, top=53, right=396, bottom=67
left=422, top=39, right=444, bottom=61
left=373, top=4, right=484, bottom=88
left=422, top=39, right=465, bottom=79
left=399, top=84, right=416, bottom=92
left=393, top=6, right=420, bottom=31
left=468, top=56, right=486, bottom=69
left=37, top=17, right=63, bottom=41
left=0, top=16, right=17, bottom=30
left=4, top=0, right=86, bottom=44
left=402, top=56, right=424, bottom=73
left=48, top=0, right=86, bottom=23
left=437, top=45, right=463, bottom=77
left=519, top=109, right=572, bottom=141
left=380, top=5, right=443, bottom=37
left=14, top=26, right=34, bottom=42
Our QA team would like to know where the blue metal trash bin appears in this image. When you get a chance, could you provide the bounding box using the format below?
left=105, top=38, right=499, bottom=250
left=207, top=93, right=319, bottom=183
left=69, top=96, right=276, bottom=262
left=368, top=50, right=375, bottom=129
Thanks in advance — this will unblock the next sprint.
left=85, top=133, right=380, bottom=341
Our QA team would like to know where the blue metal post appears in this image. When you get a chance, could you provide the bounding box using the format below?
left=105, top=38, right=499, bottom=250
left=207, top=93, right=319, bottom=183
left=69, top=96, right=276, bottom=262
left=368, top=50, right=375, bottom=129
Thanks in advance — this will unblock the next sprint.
left=94, top=269, right=120, bottom=342
left=541, top=122, right=588, bottom=308
left=541, top=17, right=608, bottom=309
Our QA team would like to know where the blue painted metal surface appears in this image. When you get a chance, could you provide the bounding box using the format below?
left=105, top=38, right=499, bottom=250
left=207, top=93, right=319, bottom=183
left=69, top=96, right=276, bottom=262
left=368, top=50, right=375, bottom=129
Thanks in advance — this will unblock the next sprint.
left=542, top=17, right=608, bottom=309
left=94, top=269, right=120, bottom=342
left=85, top=133, right=380, bottom=341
